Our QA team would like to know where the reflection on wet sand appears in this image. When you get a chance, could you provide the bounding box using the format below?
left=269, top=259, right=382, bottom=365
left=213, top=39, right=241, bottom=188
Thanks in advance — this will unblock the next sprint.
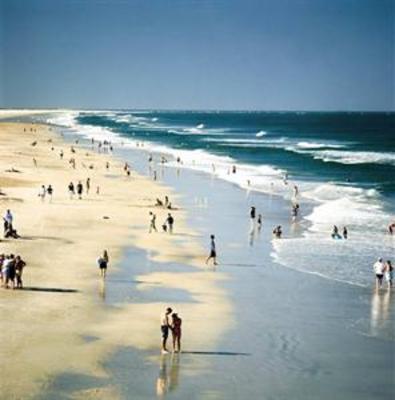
left=156, top=354, right=180, bottom=398
left=370, top=288, right=391, bottom=338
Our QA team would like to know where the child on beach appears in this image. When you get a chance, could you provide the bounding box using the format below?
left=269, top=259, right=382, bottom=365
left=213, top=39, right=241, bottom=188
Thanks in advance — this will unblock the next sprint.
left=97, top=251, right=109, bottom=278
left=149, top=212, right=157, bottom=233
left=385, top=260, right=393, bottom=289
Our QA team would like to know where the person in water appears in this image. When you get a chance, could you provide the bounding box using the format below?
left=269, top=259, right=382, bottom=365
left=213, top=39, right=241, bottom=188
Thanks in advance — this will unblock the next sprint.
left=273, top=225, right=282, bottom=238
left=343, top=227, right=348, bottom=239
left=385, top=260, right=393, bottom=289
left=373, top=258, right=385, bottom=289
left=331, top=225, right=341, bottom=239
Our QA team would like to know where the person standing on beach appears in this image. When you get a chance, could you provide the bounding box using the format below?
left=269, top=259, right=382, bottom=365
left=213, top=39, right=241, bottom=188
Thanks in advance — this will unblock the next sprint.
left=47, top=185, right=53, bottom=202
left=373, top=258, right=385, bottom=289
left=206, top=234, right=218, bottom=266
left=343, top=227, right=348, bottom=239
left=166, top=213, right=174, bottom=233
left=86, top=178, right=91, bottom=194
left=68, top=182, right=75, bottom=199
left=149, top=212, right=157, bottom=233
left=14, top=255, right=26, bottom=289
left=170, top=313, right=182, bottom=353
left=38, top=185, right=46, bottom=202
left=77, top=181, right=83, bottom=199
left=250, top=206, right=256, bottom=230
left=97, top=251, right=108, bottom=278
left=160, top=307, right=173, bottom=354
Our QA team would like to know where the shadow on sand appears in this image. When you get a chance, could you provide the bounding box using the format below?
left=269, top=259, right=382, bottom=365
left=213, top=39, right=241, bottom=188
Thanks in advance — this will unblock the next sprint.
left=23, top=287, right=79, bottom=293
left=181, top=351, right=251, bottom=356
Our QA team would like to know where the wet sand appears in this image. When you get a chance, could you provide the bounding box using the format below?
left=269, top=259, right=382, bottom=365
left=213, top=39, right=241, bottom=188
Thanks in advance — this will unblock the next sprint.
left=0, top=122, right=232, bottom=399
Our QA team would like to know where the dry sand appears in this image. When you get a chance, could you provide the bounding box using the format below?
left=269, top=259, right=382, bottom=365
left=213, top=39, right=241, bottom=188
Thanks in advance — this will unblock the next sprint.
left=0, top=122, right=233, bottom=399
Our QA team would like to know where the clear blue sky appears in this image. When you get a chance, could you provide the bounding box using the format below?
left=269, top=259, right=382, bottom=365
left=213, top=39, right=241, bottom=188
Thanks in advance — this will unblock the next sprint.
left=1, top=0, right=393, bottom=111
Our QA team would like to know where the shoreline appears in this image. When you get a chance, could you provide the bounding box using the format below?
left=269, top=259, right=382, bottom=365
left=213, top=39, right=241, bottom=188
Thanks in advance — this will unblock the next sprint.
left=0, top=122, right=233, bottom=399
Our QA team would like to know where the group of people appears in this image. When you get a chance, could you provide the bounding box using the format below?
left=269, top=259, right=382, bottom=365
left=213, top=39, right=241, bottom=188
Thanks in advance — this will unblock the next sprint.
left=38, top=184, right=54, bottom=202
left=68, top=181, right=85, bottom=200
left=332, top=225, right=348, bottom=239
left=249, top=206, right=263, bottom=231
left=160, top=307, right=182, bottom=354
left=0, top=253, right=27, bottom=289
left=373, top=258, right=393, bottom=290
left=149, top=211, right=175, bottom=234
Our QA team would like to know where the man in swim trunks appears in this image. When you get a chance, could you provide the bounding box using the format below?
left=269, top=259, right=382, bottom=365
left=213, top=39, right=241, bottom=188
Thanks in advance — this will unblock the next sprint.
left=160, top=307, right=173, bottom=354
left=373, top=258, right=385, bottom=289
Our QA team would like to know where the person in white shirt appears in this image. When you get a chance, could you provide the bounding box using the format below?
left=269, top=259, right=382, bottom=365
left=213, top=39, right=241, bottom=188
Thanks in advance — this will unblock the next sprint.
left=373, top=258, right=385, bottom=289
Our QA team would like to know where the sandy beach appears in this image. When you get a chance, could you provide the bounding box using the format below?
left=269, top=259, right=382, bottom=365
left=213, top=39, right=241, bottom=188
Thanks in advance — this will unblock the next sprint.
left=0, top=122, right=232, bottom=399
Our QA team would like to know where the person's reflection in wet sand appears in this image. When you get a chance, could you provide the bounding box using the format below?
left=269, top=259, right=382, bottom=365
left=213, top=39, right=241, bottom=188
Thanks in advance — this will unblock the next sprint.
left=370, top=288, right=391, bottom=337
left=249, top=229, right=255, bottom=247
left=99, top=280, right=106, bottom=301
left=156, top=353, right=180, bottom=397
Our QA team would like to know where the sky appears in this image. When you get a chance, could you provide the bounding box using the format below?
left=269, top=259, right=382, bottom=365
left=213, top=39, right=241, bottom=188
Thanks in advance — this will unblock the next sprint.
left=0, top=0, right=393, bottom=111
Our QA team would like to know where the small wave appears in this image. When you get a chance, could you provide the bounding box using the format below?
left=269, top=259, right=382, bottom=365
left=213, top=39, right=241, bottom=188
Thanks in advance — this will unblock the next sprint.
left=256, top=130, right=267, bottom=137
left=312, top=150, right=395, bottom=166
left=196, top=123, right=204, bottom=129
left=296, top=141, right=346, bottom=149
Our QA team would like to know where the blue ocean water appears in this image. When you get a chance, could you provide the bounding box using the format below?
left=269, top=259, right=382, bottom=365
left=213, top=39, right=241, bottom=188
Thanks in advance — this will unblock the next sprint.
left=74, top=111, right=395, bottom=196
left=45, top=110, right=394, bottom=287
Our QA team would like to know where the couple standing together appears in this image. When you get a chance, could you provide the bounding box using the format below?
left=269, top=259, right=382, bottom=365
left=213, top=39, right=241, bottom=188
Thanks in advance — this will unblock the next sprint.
left=161, top=307, right=182, bottom=354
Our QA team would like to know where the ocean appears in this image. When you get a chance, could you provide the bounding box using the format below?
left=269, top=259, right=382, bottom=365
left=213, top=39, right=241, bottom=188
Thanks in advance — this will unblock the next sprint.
left=44, top=110, right=395, bottom=287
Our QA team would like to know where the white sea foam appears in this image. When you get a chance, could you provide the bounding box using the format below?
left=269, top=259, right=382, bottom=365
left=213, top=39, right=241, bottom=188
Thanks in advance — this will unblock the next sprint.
left=256, top=130, right=267, bottom=137
left=310, top=150, right=395, bottom=166
left=296, top=141, right=346, bottom=149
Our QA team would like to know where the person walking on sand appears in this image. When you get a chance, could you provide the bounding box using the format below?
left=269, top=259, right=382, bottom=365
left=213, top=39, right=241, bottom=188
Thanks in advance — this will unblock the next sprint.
left=206, top=234, right=218, bottom=266
left=38, top=185, right=46, bottom=202
left=170, top=313, right=182, bottom=353
left=250, top=206, right=256, bottom=230
left=47, top=185, right=53, bottom=202
left=77, top=181, right=83, bottom=199
left=68, top=182, right=75, bottom=199
left=160, top=307, right=173, bottom=354
left=86, top=177, right=90, bottom=194
left=97, top=251, right=108, bottom=278
left=149, top=212, right=157, bottom=233
left=373, top=258, right=385, bottom=289
left=343, top=226, right=348, bottom=239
